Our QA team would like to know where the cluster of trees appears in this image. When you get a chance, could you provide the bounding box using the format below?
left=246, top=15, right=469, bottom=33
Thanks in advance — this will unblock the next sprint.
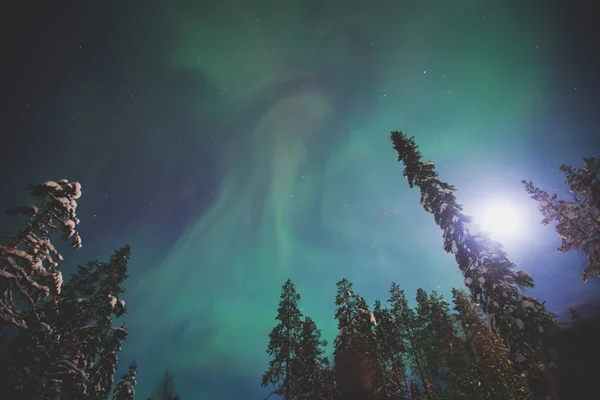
left=390, top=132, right=557, bottom=399
left=262, top=278, right=532, bottom=400
left=389, top=132, right=599, bottom=399
left=1, top=132, right=597, bottom=399
left=263, top=280, right=600, bottom=400
left=523, top=157, right=600, bottom=282
left=0, top=180, right=137, bottom=400
left=0, top=180, right=183, bottom=400
left=262, top=132, right=599, bottom=399
left=261, top=279, right=335, bottom=399
left=146, top=370, right=182, bottom=400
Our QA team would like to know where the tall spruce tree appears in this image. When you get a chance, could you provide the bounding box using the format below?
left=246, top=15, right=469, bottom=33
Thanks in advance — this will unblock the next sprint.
left=61, top=245, right=131, bottom=400
left=0, top=179, right=82, bottom=330
left=151, top=370, right=181, bottom=400
left=262, top=279, right=303, bottom=400
left=387, top=283, right=433, bottom=399
left=522, top=157, right=600, bottom=282
left=390, top=131, right=557, bottom=399
left=333, top=278, right=379, bottom=400
left=415, top=289, right=461, bottom=397
left=112, top=362, right=138, bottom=400
left=372, top=300, right=409, bottom=399
left=1, top=246, right=132, bottom=399
left=0, top=179, right=83, bottom=399
left=451, top=289, right=531, bottom=399
left=289, top=316, right=331, bottom=400
left=0, top=299, right=66, bottom=399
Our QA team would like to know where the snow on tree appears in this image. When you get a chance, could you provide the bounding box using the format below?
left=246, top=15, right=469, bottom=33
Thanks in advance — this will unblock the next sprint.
left=522, top=157, right=600, bottom=281
left=390, top=131, right=557, bottom=399
left=91, top=324, right=128, bottom=400
left=333, top=278, right=381, bottom=400
left=261, top=279, right=303, bottom=400
left=0, top=179, right=82, bottom=330
left=387, top=283, right=435, bottom=399
left=415, top=288, right=461, bottom=397
left=289, top=316, right=331, bottom=400
left=112, top=362, right=137, bottom=400
left=61, top=245, right=131, bottom=399
left=372, top=300, right=409, bottom=398
left=451, top=289, right=531, bottom=399
left=0, top=246, right=132, bottom=399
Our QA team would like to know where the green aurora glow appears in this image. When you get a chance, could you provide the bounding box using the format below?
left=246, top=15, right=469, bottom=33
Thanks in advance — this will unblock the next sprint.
left=6, top=1, right=600, bottom=399
left=128, top=2, right=557, bottom=398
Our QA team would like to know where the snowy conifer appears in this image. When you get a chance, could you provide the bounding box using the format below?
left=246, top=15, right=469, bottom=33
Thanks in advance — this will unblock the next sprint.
left=1, top=246, right=132, bottom=399
left=390, top=131, right=557, bottom=398
left=90, top=324, right=128, bottom=400
left=289, top=316, right=330, bottom=400
left=58, top=246, right=130, bottom=399
left=0, top=179, right=82, bottom=330
left=451, top=289, right=531, bottom=399
left=415, top=289, right=461, bottom=396
left=372, top=300, right=409, bottom=398
left=333, top=279, right=380, bottom=399
left=261, top=279, right=303, bottom=400
left=151, top=370, right=182, bottom=400
left=522, top=157, right=600, bottom=281
left=112, top=362, right=137, bottom=400
left=387, top=283, right=434, bottom=399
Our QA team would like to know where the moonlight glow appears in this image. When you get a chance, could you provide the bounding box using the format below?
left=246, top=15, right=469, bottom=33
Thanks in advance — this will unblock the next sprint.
left=478, top=202, right=525, bottom=239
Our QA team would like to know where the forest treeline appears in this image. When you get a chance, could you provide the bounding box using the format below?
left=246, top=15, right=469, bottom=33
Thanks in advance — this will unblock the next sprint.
left=0, top=180, right=181, bottom=400
left=261, top=132, right=599, bottom=400
left=0, top=132, right=598, bottom=399
left=262, top=278, right=532, bottom=399
left=262, top=277, right=600, bottom=400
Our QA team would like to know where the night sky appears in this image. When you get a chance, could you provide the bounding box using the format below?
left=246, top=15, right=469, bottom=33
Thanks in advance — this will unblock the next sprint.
left=2, top=1, right=600, bottom=399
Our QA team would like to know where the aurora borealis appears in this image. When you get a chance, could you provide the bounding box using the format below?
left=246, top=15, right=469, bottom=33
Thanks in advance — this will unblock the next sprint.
left=2, top=0, right=600, bottom=398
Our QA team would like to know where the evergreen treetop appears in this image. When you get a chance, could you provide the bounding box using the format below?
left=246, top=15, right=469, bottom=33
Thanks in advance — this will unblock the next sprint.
left=390, top=131, right=557, bottom=399
left=523, top=156, right=600, bottom=281
left=1, top=179, right=83, bottom=329
left=112, top=362, right=138, bottom=400
left=262, top=279, right=304, bottom=400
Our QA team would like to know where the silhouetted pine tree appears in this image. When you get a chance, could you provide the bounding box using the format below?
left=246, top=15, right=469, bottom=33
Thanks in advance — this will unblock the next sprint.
left=262, top=279, right=303, bottom=400
left=62, top=245, right=131, bottom=400
left=289, top=316, right=330, bottom=399
left=1, top=246, right=132, bottom=399
left=372, top=300, right=409, bottom=398
left=319, top=368, right=337, bottom=400
left=415, top=289, right=460, bottom=397
left=522, top=157, right=600, bottom=282
left=390, top=131, right=557, bottom=399
left=0, top=179, right=82, bottom=330
left=0, top=300, right=69, bottom=399
left=151, top=370, right=181, bottom=400
left=0, top=179, right=84, bottom=399
left=387, top=283, right=433, bottom=399
left=112, top=362, right=138, bottom=400
left=451, top=289, right=531, bottom=399
left=333, top=278, right=378, bottom=400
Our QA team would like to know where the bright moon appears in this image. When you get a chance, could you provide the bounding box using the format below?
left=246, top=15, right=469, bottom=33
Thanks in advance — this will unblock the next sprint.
left=478, top=202, right=524, bottom=238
